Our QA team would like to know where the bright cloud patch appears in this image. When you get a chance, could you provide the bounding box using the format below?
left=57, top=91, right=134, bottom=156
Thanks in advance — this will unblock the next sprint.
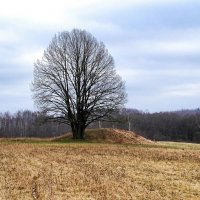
left=164, top=83, right=200, bottom=97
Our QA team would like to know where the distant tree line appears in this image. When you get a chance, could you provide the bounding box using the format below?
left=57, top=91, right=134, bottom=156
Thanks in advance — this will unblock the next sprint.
left=0, top=109, right=200, bottom=143
left=119, top=108, right=200, bottom=143
left=0, top=110, right=69, bottom=138
left=89, top=108, right=200, bottom=143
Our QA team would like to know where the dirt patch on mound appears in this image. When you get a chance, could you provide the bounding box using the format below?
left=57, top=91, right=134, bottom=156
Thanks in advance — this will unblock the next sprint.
left=85, top=128, right=153, bottom=144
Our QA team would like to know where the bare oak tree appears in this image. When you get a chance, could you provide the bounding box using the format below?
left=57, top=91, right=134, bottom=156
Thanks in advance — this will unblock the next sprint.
left=32, top=29, right=126, bottom=139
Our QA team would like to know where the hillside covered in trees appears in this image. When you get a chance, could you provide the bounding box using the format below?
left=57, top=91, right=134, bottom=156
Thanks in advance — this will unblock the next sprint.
left=0, top=109, right=200, bottom=143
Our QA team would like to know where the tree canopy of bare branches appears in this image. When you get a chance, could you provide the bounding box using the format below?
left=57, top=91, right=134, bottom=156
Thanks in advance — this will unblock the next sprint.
left=32, top=29, right=127, bottom=139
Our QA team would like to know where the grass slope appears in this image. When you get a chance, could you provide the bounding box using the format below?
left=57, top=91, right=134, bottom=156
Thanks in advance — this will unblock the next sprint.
left=84, top=128, right=153, bottom=144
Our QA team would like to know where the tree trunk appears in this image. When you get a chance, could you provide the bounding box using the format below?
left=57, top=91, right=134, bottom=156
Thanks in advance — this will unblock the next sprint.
left=71, top=123, right=85, bottom=139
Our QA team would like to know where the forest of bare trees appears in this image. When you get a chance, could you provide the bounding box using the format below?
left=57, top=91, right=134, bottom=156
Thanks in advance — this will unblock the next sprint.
left=0, top=110, right=69, bottom=138
left=1, top=109, right=200, bottom=143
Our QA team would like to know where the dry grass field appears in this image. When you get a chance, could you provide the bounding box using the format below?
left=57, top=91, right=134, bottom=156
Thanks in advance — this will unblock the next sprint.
left=0, top=130, right=200, bottom=199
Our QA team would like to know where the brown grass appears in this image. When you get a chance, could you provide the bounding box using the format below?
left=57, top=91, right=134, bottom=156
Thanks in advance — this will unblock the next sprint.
left=0, top=141, right=200, bottom=199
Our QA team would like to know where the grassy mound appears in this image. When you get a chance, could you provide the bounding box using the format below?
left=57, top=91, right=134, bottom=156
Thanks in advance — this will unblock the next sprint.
left=0, top=128, right=152, bottom=144
left=84, top=128, right=152, bottom=144
left=53, top=128, right=153, bottom=144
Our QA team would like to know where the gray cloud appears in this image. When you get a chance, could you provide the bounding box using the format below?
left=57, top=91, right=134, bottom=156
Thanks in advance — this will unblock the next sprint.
left=0, top=0, right=200, bottom=112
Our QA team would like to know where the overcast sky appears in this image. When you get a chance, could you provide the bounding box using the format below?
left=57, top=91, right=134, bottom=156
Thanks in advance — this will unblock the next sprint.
left=0, top=0, right=200, bottom=113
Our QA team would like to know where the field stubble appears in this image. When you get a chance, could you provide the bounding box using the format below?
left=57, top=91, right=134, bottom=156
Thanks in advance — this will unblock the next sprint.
left=0, top=142, right=200, bottom=199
